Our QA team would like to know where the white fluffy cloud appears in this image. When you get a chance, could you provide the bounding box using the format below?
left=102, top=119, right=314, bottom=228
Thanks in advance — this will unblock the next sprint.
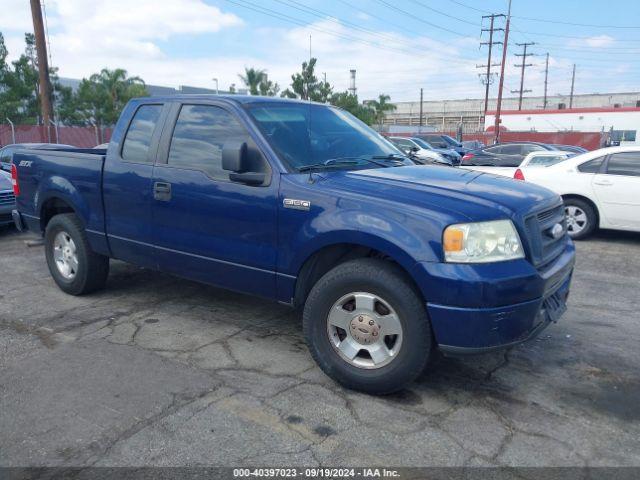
left=1, top=1, right=499, bottom=101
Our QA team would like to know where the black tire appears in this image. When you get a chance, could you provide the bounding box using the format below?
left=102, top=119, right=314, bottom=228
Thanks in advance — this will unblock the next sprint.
left=563, top=197, right=597, bottom=240
left=44, top=213, right=109, bottom=295
left=303, top=258, right=433, bottom=395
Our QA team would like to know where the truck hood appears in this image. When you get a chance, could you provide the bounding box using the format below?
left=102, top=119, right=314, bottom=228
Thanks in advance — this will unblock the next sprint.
left=326, top=165, right=559, bottom=221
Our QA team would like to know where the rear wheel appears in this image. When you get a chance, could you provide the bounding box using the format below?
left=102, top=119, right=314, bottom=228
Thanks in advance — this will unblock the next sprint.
left=44, top=213, right=109, bottom=295
left=303, top=258, right=433, bottom=394
left=564, top=198, right=597, bottom=240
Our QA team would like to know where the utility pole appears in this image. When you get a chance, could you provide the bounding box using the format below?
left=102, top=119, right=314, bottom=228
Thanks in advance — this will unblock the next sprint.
left=569, top=64, right=576, bottom=108
left=543, top=53, right=549, bottom=109
left=493, top=0, right=511, bottom=144
left=511, top=42, right=536, bottom=110
left=477, top=14, right=505, bottom=115
left=419, top=88, right=424, bottom=127
left=30, top=0, right=54, bottom=141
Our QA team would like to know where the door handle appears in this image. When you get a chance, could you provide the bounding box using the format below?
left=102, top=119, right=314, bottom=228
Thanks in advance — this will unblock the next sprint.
left=594, top=180, right=613, bottom=186
left=153, top=182, right=172, bottom=201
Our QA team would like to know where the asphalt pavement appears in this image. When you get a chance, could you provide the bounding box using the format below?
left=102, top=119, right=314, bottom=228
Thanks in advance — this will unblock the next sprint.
left=1, top=226, right=639, bottom=468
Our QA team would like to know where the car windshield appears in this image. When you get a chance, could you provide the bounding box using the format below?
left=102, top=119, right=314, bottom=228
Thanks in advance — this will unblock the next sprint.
left=411, top=138, right=434, bottom=150
left=442, top=135, right=462, bottom=147
left=246, top=102, right=411, bottom=171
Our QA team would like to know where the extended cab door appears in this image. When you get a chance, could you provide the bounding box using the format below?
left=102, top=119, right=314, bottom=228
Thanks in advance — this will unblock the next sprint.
left=103, top=102, right=167, bottom=269
left=592, top=151, right=640, bottom=230
left=150, top=101, right=279, bottom=298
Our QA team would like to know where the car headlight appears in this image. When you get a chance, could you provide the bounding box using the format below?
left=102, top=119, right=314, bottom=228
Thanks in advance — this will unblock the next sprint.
left=443, top=220, right=524, bottom=263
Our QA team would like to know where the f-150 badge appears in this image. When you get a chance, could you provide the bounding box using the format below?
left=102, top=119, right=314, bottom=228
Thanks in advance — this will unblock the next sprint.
left=283, top=198, right=311, bottom=211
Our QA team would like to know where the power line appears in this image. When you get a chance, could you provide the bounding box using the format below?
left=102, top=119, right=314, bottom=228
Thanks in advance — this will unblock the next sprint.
left=446, top=0, right=640, bottom=29
left=374, top=0, right=469, bottom=37
left=407, top=0, right=479, bottom=26
left=221, top=0, right=479, bottom=65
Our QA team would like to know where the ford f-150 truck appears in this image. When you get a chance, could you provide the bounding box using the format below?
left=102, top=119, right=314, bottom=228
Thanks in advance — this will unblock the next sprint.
left=11, top=95, right=575, bottom=394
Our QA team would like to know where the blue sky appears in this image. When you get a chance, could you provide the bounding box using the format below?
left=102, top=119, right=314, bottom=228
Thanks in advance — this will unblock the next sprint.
left=2, top=0, right=640, bottom=103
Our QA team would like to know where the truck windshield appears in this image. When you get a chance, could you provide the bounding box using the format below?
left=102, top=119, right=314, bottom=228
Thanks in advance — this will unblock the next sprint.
left=246, top=102, right=411, bottom=171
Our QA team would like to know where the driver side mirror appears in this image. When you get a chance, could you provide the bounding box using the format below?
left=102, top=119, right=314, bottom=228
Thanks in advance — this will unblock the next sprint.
left=410, top=146, right=419, bottom=152
left=222, top=141, right=266, bottom=186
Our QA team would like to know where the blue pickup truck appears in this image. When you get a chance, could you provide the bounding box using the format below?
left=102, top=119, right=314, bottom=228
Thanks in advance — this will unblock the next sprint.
left=11, top=95, right=575, bottom=393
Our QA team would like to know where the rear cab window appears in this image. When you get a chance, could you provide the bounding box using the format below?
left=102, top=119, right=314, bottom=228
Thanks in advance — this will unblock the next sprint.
left=121, top=104, right=163, bottom=163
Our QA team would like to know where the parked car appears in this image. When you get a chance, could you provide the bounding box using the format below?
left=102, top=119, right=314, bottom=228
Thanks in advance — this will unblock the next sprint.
left=462, top=151, right=573, bottom=178
left=416, top=134, right=469, bottom=157
left=390, top=136, right=460, bottom=165
left=513, top=146, right=640, bottom=239
left=12, top=95, right=575, bottom=394
left=0, top=169, right=16, bottom=226
left=0, top=143, right=75, bottom=172
left=550, top=144, right=588, bottom=154
left=462, top=140, right=485, bottom=151
left=388, top=136, right=451, bottom=165
left=462, top=142, right=559, bottom=167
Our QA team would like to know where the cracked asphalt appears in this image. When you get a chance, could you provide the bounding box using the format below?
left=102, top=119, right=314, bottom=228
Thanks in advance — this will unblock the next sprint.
left=1, top=226, right=639, bottom=468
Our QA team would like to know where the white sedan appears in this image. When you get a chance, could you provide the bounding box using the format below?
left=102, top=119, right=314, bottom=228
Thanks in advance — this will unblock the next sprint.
left=461, top=150, right=573, bottom=178
left=514, top=146, right=640, bottom=239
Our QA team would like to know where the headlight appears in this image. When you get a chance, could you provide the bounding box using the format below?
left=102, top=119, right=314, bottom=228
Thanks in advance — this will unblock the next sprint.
left=443, top=220, right=524, bottom=263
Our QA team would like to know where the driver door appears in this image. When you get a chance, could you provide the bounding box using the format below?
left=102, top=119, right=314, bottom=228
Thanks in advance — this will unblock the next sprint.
left=151, top=102, right=279, bottom=297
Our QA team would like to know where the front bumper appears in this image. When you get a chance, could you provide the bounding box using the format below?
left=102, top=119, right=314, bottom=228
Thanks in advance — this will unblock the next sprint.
left=414, top=239, right=575, bottom=353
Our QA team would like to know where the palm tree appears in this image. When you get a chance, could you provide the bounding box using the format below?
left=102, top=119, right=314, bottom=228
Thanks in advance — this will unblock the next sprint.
left=239, top=67, right=266, bottom=95
left=369, top=94, right=396, bottom=128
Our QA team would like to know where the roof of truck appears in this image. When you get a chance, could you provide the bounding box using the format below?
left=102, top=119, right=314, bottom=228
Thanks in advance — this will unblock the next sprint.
left=137, top=94, right=323, bottom=105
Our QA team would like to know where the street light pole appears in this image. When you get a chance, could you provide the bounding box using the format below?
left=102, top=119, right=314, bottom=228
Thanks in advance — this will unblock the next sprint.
left=212, top=78, right=219, bottom=94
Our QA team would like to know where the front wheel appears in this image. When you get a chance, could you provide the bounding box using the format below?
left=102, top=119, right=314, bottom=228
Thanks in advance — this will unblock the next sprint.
left=44, top=213, right=109, bottom=295
left=303, top=258, right=433, bottom=394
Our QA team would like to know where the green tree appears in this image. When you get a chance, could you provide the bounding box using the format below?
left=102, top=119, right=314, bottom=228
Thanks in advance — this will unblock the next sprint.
left=330, top=91, right=375, bottom=125
left=258, top=77, right=279, bottom=96
left=367, top=94, right=396, bottom=127
left=281, top=58, right=331, bottom=102
left=239, top=67, right=266, bottom=95
left=75, top=68, right=148, bottom=129
left=0, top=33, right=40, bottom=124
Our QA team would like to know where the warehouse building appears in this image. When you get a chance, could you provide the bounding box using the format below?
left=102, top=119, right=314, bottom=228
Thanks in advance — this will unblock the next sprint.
left=385, top=91, right=640, bottom=134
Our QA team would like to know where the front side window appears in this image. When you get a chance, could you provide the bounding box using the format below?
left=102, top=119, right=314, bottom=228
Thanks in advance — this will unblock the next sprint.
left=578, top=157, right=605, bottom=173
left=121, top=104, right=163, bottom=163
left=521, top=144, right=546, bottom=154
left=500, top=145, right=521, bottom=155
left=484, top=145, right=503, bottom=154
left=423, top=136, right=448, bottom=148
left=606, top=152, right=640, bottom=177
left=168, top=104, right=251, bottom=180
left=247, top=103, right=410, bottom=171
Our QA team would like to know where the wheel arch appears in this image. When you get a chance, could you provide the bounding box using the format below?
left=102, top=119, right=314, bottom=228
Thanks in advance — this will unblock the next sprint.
left=291, top=236, right=424, bottom=308
left=561, top=193, right=600, bottom=228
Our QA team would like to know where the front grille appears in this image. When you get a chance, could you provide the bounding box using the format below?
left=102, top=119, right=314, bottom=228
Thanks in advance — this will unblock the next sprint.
left=525, top=204, right=567, bottom=269
left=0, top=191, right=15, bottom=206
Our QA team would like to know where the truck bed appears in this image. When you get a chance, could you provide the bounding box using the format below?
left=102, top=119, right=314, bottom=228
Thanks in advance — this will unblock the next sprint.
left=14, top=148, right=107, bottom=243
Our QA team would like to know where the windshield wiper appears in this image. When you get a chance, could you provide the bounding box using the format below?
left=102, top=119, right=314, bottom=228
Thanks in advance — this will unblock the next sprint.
left=296, top=155, right=406, bottom=173
left=296, top=158, right=362, bottom=173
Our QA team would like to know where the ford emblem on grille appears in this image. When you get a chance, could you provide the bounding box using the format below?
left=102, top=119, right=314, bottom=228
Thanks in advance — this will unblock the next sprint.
left=550, top=223, right=564, bottom=239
